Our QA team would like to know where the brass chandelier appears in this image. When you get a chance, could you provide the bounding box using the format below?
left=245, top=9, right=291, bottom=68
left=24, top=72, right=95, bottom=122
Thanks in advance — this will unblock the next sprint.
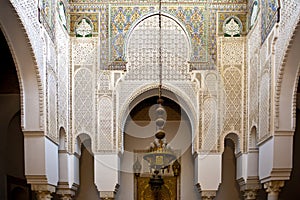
left=141, top=0, right=177, bottom=198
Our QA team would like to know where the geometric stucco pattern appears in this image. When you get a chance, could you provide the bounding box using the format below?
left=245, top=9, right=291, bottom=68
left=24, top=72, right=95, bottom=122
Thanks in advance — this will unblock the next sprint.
left=74, top=68, right=94, bottom=136
left=98, top=96, right=114, bottom=151
left=111, top=5, right=207, bottom=63
left=15, top=0, right=299, bottom=157
left=126, top=15, right=190, bottom=81
left=202, top=97, right=218, bottom=152
left=47, top=70, right=58, bottom=142
left=218, top=37, right=245, bottom=152
left=56, top=17, right=70, bottom=133
left=259, top=68, right=271, bottom=141
left=248, top=9, right=261, bottom=132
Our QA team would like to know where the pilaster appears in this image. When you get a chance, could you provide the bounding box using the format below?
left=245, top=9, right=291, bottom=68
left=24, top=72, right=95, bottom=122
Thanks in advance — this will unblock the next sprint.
left=264, top=180, right=284, bottom=200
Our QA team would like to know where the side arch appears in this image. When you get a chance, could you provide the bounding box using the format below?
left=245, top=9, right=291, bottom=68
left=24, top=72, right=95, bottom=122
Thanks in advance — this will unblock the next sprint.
left=276, top=19, right=300, bottom=131
left=0, top=1, right=42, bottom=131
left=220, top=132, right=241, bottom=154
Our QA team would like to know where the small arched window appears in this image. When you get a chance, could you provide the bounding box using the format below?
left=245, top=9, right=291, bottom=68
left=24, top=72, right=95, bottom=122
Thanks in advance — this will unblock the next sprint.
left=223, top=16, right=242, bottom=37
left=75, top=18, right=93, bottom=37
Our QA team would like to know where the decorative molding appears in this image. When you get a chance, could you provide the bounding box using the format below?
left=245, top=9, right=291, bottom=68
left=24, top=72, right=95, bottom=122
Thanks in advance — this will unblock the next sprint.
left=23, top=131, right=45, bottom=137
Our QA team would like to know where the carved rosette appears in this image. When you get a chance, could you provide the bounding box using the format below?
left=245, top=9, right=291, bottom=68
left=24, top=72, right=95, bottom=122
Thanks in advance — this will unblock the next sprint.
left=243, top=189, right=258, bottom=200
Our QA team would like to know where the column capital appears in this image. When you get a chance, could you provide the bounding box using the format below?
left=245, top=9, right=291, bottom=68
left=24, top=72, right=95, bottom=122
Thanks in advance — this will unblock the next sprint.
left=264, top=181, right=284, bottom=193
left=243, top=189, right=258, bottom=200
left=99, top=191, right=115, bottom=200
left=35, top=190, right=53, bottom=200
left=31, top=184, right=56, bottom=193
left=264, top=180, right=284, bottom=194
left=201, top=190, right=217, bottom=200
left=59, top=194, right=73, bottom=200
left=56, top=182, right=78, bottom=200
left=238, top=177, right=260, bottom=199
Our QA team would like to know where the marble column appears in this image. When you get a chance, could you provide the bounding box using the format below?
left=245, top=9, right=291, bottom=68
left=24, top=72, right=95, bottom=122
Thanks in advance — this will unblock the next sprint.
left=264, top=181, right=284, bottom=200
left=201, top=190, right=216, bottom=200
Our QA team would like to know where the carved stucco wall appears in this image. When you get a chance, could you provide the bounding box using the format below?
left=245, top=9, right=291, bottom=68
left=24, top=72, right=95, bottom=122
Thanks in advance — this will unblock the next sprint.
left=11, top=0, right=300, bottom=156
left=66, top=2, right=250, bottom=154
left=218, top=37, right=246, bottom=152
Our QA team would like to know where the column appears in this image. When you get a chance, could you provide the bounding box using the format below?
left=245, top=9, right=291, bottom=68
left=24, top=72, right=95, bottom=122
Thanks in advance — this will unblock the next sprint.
left=201, top=190, right=216, bottom=200
left=264, top=180, right=284, bottom=200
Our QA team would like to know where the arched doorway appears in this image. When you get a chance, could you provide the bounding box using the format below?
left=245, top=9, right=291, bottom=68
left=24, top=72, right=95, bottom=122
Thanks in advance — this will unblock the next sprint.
left=119, top=94, right=199, bottom=200
left=75, top=134, right=100, bottom=200
left=216, top=134, right=242, bottom=200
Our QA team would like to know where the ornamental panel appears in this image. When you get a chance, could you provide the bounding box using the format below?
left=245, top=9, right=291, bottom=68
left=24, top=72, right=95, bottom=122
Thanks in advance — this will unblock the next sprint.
left=126, top=15, right=190, bottom=81
left=56, top=20, right=69, bottom=132
left=111, top=5, right=208, bottom=63
left=202, top=98, right=218, bottom=152
left=74, top=68, right=94, bottom=135
left=72, top=38, right=97, bottom=66
left=98, top=96, right=114, bottom=151
left=223, top=67, right=242, bottom=133
left=47, top=70, right=58, bottom=142
left=249, top=54, right=259, bottom=125
left=259, top=72, right=270, bottom=141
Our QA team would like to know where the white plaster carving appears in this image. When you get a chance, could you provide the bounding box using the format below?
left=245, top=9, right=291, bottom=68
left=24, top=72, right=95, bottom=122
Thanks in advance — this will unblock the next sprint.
left=98, top=96, right=114, bottom=151
left=74, top=68, right=94, bottom=136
